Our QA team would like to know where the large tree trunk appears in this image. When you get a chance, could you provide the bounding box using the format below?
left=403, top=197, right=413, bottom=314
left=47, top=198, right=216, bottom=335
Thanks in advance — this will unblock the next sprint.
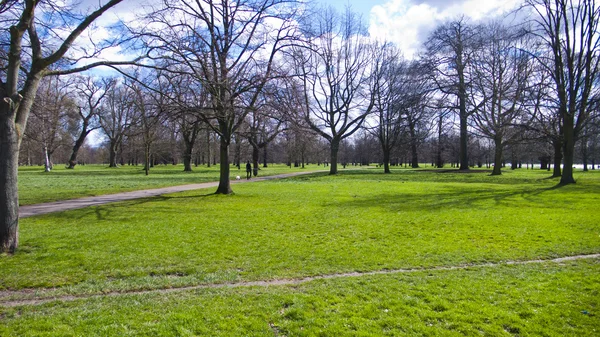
left=491, top=137, right=503, bottom=176
left=108, top=140, right=118, bottom=168
left=67, top=130, right=90, bottom=169
left=182, top=137, right=194, bottom=172
left=0, top=110, right=19, bottom=254
left=329, top=138, right=340, bottom=175
left=382, top=147, right=391, bottom=174
left=560, top=119, right=576, bottom=184
left=215, top=136, right=232, bottom=194
left=552, top=138, right=562, bottom=178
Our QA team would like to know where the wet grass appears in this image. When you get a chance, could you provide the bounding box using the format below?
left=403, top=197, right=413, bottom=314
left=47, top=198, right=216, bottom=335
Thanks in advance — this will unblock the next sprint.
left=1, top=167, right=599, bottom=335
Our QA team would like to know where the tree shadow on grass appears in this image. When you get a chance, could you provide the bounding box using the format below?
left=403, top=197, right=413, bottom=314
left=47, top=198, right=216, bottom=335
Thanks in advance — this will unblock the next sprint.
left=55, top=192, right=222, bottom=221
left=322, top=183, right=575, bottom=213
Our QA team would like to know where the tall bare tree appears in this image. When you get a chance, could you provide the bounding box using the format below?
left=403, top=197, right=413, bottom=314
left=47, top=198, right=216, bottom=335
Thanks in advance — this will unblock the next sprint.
left=25, top=76, right=75, bottom=171
left=424, top=17, right=480, bottom=171
left=99, top=82, right=138, bottom=168
left=470, top=23, right=533, bottom=175
left=524, top=0, right=600, bottom=184
left=293, top=7, right=375, bottom=174
left=67, top=76, right=113, bottom=169
left=141, top=0, right=300, bottom=194
left=367, top=42, right=404, bottom=173
left=0, top=0, right=131, bottom=253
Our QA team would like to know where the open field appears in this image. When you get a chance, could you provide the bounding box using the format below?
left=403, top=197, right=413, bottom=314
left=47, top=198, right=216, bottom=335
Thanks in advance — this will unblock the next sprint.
left=2, top=168, right=599, bottom=335
left=17, top=164, right=324, bottom=206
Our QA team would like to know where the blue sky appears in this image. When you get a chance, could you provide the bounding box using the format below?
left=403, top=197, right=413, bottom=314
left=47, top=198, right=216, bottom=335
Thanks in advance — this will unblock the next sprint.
left=316, top=0, right=384, bottom=19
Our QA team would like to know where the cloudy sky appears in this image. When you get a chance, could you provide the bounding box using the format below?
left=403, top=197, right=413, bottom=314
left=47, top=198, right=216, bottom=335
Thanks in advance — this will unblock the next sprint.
left=320, top=0, right=523, bottom=58
left=75, top=0, right=525, bottom=65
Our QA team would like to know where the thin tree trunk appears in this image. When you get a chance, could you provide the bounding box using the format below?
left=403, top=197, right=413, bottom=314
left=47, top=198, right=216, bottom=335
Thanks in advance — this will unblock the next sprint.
left=252, top=144, right=259, bottom=176
left=263, top=145, right=268, bottom=168
left=0, top=111, right=19, bottom=254
left=581, top=138, right=589, bottom=172
left=552, top=138, right=562, bottom=178
left=561, top=120, right=576, bottom=184
left=206, top=130, right=211, bottom=168
left=43, top=145, right=51, bottom=172
left=459, top=113, right=469, bottom=170
left=144, top=143, right=150, bottom=176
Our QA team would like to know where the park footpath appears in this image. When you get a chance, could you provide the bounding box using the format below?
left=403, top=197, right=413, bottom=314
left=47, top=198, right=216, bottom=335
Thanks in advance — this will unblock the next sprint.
left=19, top=170, right=322, bottom=218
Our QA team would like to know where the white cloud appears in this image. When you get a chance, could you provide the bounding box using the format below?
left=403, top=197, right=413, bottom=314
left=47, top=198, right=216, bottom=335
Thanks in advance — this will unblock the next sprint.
left=368, top=0, right=523, bottom=58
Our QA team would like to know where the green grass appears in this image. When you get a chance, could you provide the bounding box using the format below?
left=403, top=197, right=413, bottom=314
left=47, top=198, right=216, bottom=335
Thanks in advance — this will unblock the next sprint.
left=1, top=260, right=598, bottom=336
left=18, top=164, right=325, bottom=205
left=2, top=168, right=600, bottom=335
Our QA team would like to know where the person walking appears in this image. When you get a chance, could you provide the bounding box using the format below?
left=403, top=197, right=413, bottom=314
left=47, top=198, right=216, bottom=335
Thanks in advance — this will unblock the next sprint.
left=246, top=161, right=252, bottom=179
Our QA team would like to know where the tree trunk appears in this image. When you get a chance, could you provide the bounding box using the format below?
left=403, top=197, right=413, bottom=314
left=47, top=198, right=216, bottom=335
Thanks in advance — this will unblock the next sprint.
left=581, top=138, right=589, bottom=172
left=109, top=140, right=118, bottom=167
left=182, top=137, right=194, bottom=172
left=329, top=138, right=340, bottom=175
left=252, top=144, right=259, bottom=176
left=144, top=143, right=150, bottom=176
left=67, top=130, right=90, bottom=169
left=0, top=111, right=19, bottom=254
left=459, top=113, right=469, bottom=170
left=491, top=138, right=502, bottom=176
left=263, top=145, right=268, bottom=168
left=410, top=126, right=419, bottom=168
left=43, top=145, right=51, bottom=172
left=552, top=138, right=562, bottom=178
left=383, top=147, right=391, bottom=174
left=206, top=130, right=211, bottom=168
left=560, top=119, right=576, bottom=184
left=215, top=136, right=232, bottom=194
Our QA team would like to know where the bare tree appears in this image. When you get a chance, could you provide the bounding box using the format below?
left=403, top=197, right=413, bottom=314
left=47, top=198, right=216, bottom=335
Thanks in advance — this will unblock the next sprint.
left=99, top=82, right=138, bottom=168
left=0, top=0, right=132, bottom=253
left=140, top=0, right=300, bottom=194
left=524, top=0, right=600, bottom=184
left=67, top=76, right=113, bottom=169
left=424, top=17, right=480, bottom=171
left=470, top=23, right=533, bottom=175
left=240, top=85, right=288, bottom=174
left=293, top=7, right=375, bottom=174
left=367, top=42, right=404, bottom=173
left=25, top=76, right=75, bottom=171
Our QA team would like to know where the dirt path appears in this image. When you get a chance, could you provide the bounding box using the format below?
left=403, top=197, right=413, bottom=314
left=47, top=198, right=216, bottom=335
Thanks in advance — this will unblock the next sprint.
left=1, top=253, right=598, bottom=308
left=19, top=170, right=324, bottom=218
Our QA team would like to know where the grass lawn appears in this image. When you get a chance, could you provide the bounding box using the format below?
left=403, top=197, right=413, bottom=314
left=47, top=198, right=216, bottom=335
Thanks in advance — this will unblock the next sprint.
left=2, top=167, right=599, bottom=335
left=18, top=163, right=325, bottom=205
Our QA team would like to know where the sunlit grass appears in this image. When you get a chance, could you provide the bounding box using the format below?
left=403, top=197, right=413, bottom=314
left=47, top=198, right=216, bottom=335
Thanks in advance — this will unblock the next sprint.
left=18, top=163, right=325, bottom=205
left=2, top=167, right=599, bottom=335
